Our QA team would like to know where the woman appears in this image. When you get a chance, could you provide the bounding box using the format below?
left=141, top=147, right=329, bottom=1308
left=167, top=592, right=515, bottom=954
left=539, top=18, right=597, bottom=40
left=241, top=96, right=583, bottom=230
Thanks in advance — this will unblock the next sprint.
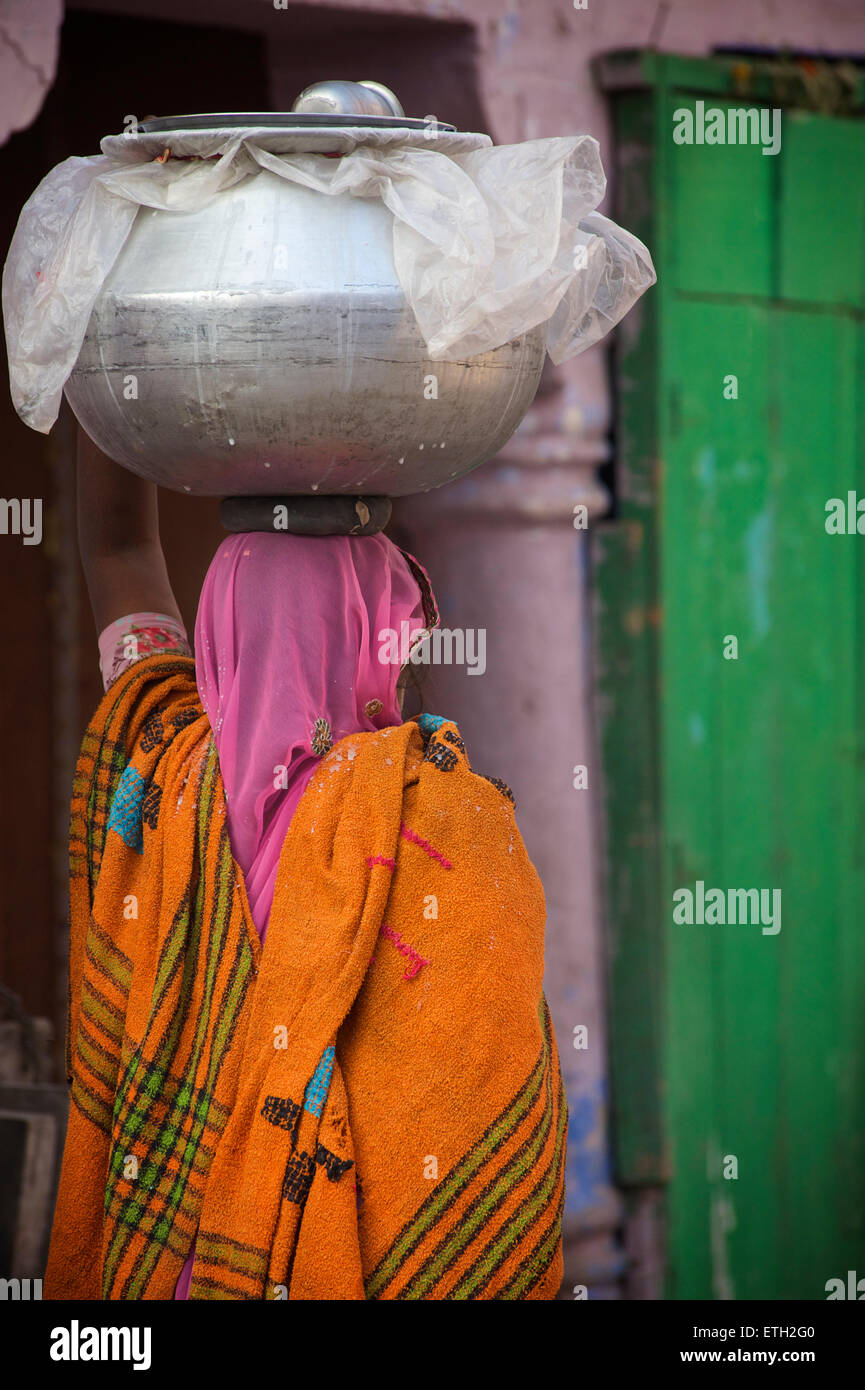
left=44, top=427, right=567, bottom=1301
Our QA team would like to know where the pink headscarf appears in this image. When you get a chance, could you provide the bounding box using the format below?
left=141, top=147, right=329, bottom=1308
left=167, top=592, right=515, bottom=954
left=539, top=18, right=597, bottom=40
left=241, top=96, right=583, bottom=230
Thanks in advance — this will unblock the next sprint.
left=193, top=531, right=430, bottom=942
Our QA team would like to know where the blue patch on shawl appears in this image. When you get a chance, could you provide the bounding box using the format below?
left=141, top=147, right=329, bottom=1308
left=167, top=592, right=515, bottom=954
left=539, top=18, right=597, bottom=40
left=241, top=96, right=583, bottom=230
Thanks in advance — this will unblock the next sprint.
left=107, top=765, right=146, bottom=854
left=416, top=713, right=448, bottom=737
left=303, top=1046, right=336, bottom=1117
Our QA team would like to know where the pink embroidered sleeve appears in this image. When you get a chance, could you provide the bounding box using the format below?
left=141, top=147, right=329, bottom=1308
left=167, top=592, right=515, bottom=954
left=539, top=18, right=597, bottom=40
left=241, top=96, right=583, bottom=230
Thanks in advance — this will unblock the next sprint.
left=98, top=612, right=191, bottom=691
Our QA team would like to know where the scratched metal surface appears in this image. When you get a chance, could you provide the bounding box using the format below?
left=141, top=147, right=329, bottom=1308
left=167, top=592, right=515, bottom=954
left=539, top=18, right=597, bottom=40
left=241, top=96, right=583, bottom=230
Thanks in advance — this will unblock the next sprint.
left=65, top=171, right=544, bottom=497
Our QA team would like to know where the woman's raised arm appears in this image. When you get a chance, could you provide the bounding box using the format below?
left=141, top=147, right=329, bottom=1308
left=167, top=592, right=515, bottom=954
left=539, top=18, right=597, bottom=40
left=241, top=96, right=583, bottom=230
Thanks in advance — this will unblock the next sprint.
left=76, top=424, right=182, bottom=635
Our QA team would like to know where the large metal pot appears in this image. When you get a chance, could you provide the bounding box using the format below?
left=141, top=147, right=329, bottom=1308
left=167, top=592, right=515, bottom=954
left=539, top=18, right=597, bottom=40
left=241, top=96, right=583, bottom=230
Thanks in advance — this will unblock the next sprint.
left=64, top=122, right=545, bottom=498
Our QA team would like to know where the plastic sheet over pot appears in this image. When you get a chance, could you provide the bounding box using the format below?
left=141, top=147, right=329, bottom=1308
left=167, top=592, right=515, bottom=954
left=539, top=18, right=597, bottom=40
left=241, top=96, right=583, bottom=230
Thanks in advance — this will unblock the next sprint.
left=2, top=121, right=656, bottom=496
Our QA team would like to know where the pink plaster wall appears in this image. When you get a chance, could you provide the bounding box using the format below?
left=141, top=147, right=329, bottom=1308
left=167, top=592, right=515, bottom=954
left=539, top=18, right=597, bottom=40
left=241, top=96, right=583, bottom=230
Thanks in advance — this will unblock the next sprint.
left=0, top=0, right=63, bottom=145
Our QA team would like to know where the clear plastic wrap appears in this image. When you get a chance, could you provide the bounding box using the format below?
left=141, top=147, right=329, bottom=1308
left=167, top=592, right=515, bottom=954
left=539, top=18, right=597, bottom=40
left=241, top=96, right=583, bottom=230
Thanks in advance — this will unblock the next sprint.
left=3, top=130, right=656, bottom=434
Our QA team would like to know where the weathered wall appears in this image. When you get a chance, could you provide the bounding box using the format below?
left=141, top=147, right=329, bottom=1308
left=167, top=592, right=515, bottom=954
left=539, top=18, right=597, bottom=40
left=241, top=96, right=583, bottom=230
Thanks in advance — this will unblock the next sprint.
left=0, top=0, right=63, bottom=145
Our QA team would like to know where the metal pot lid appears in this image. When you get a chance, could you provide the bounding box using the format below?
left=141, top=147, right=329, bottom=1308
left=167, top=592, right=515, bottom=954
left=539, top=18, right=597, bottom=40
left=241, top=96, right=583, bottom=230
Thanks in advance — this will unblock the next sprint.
left=101, top=122, right=490, bottom=159
left=138, top=112, right=455, bottom=133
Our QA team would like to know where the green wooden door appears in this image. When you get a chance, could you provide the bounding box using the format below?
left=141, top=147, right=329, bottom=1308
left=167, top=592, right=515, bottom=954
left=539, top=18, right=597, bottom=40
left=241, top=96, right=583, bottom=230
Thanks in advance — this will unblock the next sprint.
left=595, top=53, right=865, bottom=1299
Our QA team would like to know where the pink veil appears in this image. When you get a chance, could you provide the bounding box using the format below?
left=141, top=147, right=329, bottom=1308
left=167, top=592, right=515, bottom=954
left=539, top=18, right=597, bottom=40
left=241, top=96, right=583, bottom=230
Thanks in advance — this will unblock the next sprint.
left=193, top=530, right=431, bottom=942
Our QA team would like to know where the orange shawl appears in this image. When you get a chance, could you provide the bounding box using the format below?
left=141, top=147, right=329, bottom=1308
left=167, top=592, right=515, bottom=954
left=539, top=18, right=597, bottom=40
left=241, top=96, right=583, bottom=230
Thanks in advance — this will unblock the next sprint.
left=46, top=654, right=566, bottom=1299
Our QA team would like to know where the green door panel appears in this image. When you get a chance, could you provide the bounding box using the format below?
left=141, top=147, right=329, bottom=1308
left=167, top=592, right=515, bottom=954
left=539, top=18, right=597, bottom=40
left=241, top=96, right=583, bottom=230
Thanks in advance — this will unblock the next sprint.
left=778, top=112, right=865, bottom=308
left=596, top=51, right=865, bottom=1299
left=664, top=92, right=774, bottom=298
left=663, top=299, right=778, bottom=1299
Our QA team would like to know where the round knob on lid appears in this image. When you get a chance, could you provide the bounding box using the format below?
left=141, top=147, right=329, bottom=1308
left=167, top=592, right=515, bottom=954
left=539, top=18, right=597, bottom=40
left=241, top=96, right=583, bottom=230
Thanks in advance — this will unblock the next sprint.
left=291, top=79, right=404, bottom=119
left=357, top=81, right=404, bottom=118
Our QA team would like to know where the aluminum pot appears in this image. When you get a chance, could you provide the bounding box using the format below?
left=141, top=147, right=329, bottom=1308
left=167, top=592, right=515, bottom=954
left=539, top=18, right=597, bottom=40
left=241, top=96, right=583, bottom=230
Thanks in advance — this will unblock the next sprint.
left=64, top=164, right=545, bottom=498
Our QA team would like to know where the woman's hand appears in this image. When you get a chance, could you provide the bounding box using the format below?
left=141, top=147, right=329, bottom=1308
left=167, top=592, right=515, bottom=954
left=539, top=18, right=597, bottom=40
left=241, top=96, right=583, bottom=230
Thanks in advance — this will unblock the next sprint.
left=76, top=424, right=182, bottom=634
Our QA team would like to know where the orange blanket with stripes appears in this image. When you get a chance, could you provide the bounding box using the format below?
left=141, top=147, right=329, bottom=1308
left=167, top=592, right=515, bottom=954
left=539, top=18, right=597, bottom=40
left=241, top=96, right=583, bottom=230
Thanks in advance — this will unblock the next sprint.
left=45, top=654, right=566, bottom=1299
